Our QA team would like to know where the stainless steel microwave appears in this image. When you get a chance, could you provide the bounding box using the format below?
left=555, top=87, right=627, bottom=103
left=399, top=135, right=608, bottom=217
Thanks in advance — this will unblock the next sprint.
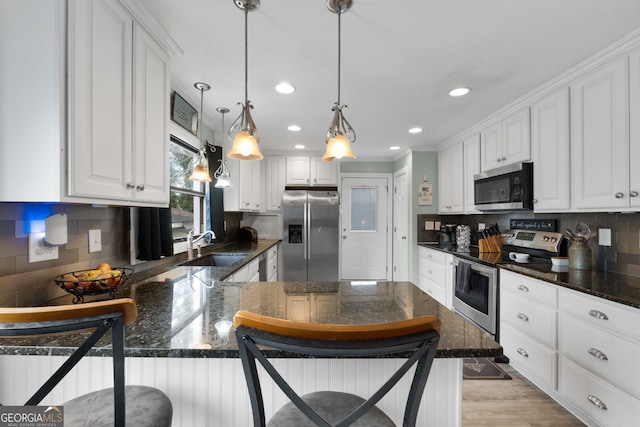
left=473, top=162, right=533, bottom=211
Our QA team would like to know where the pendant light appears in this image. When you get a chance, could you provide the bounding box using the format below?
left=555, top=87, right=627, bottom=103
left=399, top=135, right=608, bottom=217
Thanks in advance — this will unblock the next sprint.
left=214, top=107, right=232, bottom=188
left=228, top=0, right=263, bottom=160
left=189, top=82, right=213, bottom=182
left=322, top=0, right=356, bottom=162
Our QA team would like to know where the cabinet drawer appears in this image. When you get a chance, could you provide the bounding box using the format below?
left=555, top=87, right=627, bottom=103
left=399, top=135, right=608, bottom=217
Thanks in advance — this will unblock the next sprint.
left=561, top=314, right=640, bottom=398
left=420, top=261, right=447, bottom=285
left=419, top=247, right=448, bottom=265
left=418, top=277, right=447, bottom=306
left=559, top=288, right=640, bottom=342
left=501, top=290, right=557, bottom=349
left=500, top=270, right=558, bottom=307
left=561, top=358, right=640, bottom=427
left=501, top=322, right=557, bottom=390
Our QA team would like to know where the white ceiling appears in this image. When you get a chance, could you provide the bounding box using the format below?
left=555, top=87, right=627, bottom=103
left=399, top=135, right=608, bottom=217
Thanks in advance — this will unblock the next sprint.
left=139, top=0, right=640, bottom=160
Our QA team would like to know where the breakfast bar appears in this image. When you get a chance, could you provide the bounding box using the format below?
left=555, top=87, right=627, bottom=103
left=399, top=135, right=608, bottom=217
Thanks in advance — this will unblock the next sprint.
left=0, top=268, right=501, bottom=426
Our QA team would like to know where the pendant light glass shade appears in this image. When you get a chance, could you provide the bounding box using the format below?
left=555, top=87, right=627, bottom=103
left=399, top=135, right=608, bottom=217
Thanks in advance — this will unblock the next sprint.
left=229, top=0, right=263, bottom=161
left=214, top=107, right=232, bottom=187
left=189, top=82, right=213, bottom=182
left=323, top=0, right=356, bottom=163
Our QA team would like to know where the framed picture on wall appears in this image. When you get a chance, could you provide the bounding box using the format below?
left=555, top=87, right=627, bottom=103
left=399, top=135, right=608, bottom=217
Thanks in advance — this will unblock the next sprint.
left=171, top=91, right=198, bottom=136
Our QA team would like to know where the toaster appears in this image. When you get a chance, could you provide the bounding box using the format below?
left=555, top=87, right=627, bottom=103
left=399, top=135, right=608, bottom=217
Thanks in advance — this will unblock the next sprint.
left=239, top=226, right=259, bottom=242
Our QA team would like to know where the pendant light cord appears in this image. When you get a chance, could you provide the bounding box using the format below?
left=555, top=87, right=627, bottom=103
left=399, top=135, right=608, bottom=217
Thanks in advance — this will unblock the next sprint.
left=244, top=7, right=249, bottom=105
left=337, top=9, right=341, bottom=105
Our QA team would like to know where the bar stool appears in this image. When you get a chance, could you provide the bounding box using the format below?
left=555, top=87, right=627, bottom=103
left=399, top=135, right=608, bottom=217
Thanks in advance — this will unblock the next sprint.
left=234, top=310, right=441, bottom=427
left=0, top=298, right=173, bottom=427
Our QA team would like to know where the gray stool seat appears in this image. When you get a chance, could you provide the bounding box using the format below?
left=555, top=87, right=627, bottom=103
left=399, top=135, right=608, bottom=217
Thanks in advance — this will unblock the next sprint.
left=63, top=385, right=173, bottom=427
left=267, top=391, right=394, bottom=427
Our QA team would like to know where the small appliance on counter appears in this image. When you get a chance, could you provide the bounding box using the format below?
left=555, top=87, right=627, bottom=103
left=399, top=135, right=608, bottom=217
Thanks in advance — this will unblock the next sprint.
left=438, top=224, right=457, bottom=245
left=239, top=226, right=259, bottom=242
left=456, top=225, right=471, bottom=250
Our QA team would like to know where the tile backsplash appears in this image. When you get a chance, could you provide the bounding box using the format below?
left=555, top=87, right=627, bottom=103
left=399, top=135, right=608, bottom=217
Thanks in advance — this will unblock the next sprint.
left=0, top=203, right=244, bottom=307
left=418, top=211, right=640, bottom=277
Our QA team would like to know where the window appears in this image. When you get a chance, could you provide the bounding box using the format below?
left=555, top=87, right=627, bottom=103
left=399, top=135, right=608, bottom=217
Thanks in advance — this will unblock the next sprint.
left=350, top=186, right=377, bottom=231
left=169, top=135, right=206, bottom=241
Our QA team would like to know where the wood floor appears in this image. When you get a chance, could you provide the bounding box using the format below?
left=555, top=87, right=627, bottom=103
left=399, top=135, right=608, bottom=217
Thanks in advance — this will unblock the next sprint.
left=462, top=363, right=586, bottom=426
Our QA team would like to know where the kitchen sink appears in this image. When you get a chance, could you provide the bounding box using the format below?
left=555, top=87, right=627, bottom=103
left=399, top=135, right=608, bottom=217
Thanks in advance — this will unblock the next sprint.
left=181, top=253, right=248, bottom=267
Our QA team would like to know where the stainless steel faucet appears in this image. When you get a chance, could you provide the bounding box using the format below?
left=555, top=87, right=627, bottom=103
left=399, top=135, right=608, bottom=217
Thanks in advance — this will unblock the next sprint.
left=187, top=230, right=216, bottom=260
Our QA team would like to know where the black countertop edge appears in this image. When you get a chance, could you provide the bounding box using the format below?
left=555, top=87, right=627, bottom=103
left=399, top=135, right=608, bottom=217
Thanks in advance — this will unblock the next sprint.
left=418, top=243, right=640, bottom=309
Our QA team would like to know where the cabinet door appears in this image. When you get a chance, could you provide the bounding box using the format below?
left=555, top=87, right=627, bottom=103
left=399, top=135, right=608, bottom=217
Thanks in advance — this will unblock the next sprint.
left=311, top=157, right=338, bottom=185
left=265, top=156, right=285, bottom=210
left=571, top=57, right=629, bottom=209
left=239, top=161, right=254, bottom=211
left=132, top=23, right=169, bottom=204
left=438, top=143, right=463, bottom=213
left=480, top=121, right=502, bottom=172
left=630, top=48, right=640, bottom=207
left=463, top=133, right=481, bottom=213
left=531, top=89, right=570, bottom=211
left=69, top=0, right=133, bottom=200
left=502, top=108, right=531, bottom=166
left=251, top=160, right=262, bottom=211
left=286, top=156, right=310, bottom=185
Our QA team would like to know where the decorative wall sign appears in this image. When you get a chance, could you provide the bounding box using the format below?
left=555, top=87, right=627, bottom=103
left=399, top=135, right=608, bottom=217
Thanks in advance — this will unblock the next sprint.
left=171, top=91, right=198, bottom=135
left=418, top=176, right=433, bottom=206
left=510, top=219, right=557, bottom=231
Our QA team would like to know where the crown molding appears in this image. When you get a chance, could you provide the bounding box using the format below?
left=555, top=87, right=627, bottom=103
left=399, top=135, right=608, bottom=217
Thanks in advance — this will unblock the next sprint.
left=120, top=0, right=183, bottom=57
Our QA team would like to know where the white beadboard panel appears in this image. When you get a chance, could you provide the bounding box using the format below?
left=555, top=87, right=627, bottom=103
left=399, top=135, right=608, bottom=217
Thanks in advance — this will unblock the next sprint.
left=0, top=356, right=462, bottom=427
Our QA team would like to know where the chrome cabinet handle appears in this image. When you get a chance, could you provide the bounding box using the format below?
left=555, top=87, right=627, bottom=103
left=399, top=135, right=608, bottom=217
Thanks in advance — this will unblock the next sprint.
left=615, top=192, right=624, bottom=199
left=516, top=348, right=529, bottom=358
left=588, top=347, right=608, bottom=360
left=587, top=395, right=608, bottom=410
left=588, top=309, right=609, bottom=320
left=126, top=182, right=135, bottom=189
left=532, top=198, right=538, bottom=204
left=136, top=184, right=145, bottom=191
left=630, top=190, right=639, bottom=197
left=501, top=156, right=506, bottom=161
left=517, top=285, right=529, bottom=292
left=496, top=158, right=501, bottom=162
left=517, top=313, right=529, bottom=322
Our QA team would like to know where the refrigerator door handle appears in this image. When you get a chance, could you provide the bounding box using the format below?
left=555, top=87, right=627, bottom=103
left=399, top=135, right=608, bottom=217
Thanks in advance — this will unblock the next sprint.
left=303, top=202, right=308, bottom=260
left=307, top=201, right=311, bottom=260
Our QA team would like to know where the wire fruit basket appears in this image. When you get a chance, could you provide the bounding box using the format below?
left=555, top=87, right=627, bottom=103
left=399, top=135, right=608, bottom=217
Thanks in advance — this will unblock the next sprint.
left=54, top=267, right=133, bottom=304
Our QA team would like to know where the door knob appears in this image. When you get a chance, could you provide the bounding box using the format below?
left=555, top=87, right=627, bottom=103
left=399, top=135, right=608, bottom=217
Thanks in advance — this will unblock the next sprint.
left=342, top=235, right=346, bottom=239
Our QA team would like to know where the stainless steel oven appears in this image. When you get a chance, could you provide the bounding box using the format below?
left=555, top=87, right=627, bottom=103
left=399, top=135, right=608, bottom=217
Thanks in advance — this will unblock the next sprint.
left=452, top=257, right=498, bottom=338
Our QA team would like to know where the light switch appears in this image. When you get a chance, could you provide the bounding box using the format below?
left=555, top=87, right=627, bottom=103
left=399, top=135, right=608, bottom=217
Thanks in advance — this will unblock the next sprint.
left=424, top=221, right=434, bottom=231
left=88, top=229, right=102, bottom=253
left=598, top=228, right=611, bottom=246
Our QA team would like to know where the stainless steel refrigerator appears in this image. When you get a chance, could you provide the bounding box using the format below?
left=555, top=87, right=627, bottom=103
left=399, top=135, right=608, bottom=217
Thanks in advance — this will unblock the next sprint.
left=282, top=189, right=340, bottom=281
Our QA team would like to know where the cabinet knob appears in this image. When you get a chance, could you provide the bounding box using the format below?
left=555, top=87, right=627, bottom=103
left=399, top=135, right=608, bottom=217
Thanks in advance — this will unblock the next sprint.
left=126, top=182, right=135, bottom=189
left=501, top=156, right=506, bottom=161
left=517, top=313, right=529, bottom=322
left=630, top=191, right=639, bottom=197
left=588, top=309, right=608, bottom=320
left=532, top=198, right=538, bottom=204
left=516, top=347, right=529, bottom=358
left=587, top=395, right=608, bottom=411
left=136, top=184, right=145, bottom=191
left=615, top=192, right=624, bottom=199
left=496, top=158, right=501, bottom=162
left=517, top=285, right=529, bottom=292
left=587, top=347, right=608, bottom=361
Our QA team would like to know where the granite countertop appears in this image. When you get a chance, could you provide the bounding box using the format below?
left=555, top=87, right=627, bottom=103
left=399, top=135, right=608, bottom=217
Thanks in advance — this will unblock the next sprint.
left=0, top=274, right=502, bottom=359
left=419, top=243, right=640, bottom=309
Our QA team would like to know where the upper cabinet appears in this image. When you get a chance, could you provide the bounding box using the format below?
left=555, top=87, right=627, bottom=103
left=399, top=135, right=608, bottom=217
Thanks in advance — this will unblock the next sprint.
left=225, top=159, right=263, bottom=212
left=480, top=108, right=531, bottom=172
left=286, top=156, right=338, bottom=186
left=463, top=133, right=481, bottom=213
left=265, top=156, right=286, bottom=211
left=438, top=142, right=464, bottom=214
left=531, top=88, right=571, bottom=211
left=69, top=0, right=169, bottom=205
left=0, top=0, right=170, bottom=206
left=570, top=57, right=631, bottom=210
left=629, top=48, right=640, bottom=209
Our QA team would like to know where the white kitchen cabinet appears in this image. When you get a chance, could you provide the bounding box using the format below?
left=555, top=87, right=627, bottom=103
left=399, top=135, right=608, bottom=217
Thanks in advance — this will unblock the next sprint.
left=558, top=288, right=640, bottom=426
left=531, top=88, right=571, bottom=211
left=499, top=270, right=558, bottom=391
left=437, top=142, right=464, bottom=214
left=629, top=47, right=640, bottom=208
left=480, top=108, right=531, bottom=172
left=224, top=159, right=262, bottom=211
left=570, top=57, right=630, bottom=210
left=418, top=247, right=453, bottom=308
left=285, top=156, right=337, bottom=186
left=265, top=156, right=285, bottom=211
left=266, top=245, right=279, bottom=282
left=69, top=0, right=169, bottom=205
left=462, top=133, right=481, bottom=213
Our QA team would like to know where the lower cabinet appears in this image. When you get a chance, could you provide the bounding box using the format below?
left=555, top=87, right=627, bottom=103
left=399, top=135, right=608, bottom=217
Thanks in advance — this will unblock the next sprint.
left=500, top=269, right=640, bottom=426
left=418, top=247, right=453, bottom=308
left=266, top=245, right=279, bottom=282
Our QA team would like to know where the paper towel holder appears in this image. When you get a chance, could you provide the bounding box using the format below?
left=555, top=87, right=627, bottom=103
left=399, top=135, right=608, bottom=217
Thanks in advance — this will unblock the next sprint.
left=45, top=213, right=68, bottom=246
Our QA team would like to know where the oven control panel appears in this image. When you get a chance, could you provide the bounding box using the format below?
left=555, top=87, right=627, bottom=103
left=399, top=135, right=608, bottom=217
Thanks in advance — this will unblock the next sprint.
left=502, top=230, right=564, bottom=252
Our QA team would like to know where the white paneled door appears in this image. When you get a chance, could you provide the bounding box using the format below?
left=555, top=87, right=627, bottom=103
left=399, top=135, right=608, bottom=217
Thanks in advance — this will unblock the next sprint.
left=393, top=168, right=409, bottom=281
left=340, top=176, right=391, bottom=280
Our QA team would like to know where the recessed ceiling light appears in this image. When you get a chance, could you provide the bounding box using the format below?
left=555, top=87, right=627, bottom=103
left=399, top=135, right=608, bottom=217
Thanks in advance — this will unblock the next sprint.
left=288, top=125, right=301, bottom=132
left=389, top=146, right=400, bottom=150
left=408, top=127, right=423, bottom=134
left=449, top=87, right=471, bottom=97
left=275, top=82, right=296, bottom=94
left=294, top=144, right=305, bottom=149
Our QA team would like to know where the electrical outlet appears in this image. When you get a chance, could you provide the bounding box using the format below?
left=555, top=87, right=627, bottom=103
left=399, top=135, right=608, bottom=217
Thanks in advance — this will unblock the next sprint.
left=28, top=232, right=58, bottom=263
left=88, top=229, right=102, bottom=253
left=598, top=228, right=611, bottom=246
left=424, top=221, right=434, bottom=231
left=478, top=223, right=486, bottom=231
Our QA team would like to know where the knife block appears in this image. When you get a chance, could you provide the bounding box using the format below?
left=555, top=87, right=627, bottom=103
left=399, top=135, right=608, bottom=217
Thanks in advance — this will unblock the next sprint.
left=479, top=235, right=502, bottom=253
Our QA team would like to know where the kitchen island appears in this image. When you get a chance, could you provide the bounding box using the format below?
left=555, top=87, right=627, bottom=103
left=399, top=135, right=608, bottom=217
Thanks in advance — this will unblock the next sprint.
left=0, top=270, right=501, bottom=426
